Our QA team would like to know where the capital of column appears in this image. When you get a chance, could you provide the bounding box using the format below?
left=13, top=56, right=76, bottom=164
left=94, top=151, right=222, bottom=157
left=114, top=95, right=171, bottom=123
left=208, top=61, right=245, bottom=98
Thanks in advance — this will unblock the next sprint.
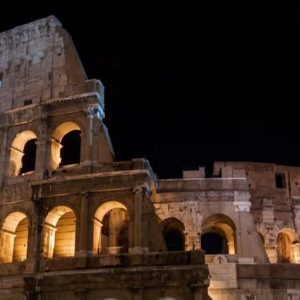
left=42, top=222, right=57, bottom=231
left=84, top=105, right=98, bottom=118
left=80, top=192, right=89, bottom=199
left=133, top=183, right=150, bottom=195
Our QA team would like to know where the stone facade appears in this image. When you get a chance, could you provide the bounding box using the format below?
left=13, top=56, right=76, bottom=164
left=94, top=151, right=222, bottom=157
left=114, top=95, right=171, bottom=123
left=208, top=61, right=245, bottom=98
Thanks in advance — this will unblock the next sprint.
left=0, top=16, right=299, bottom=300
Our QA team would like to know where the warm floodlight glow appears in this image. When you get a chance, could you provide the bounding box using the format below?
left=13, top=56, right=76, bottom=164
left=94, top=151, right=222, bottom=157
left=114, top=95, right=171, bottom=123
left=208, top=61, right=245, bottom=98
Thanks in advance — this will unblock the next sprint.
left=43, top=206, right=76, bottom=258
left=277, top=228, right=299, bottom=263
left=201, top=214, right=236, bottom=255
left=0, top=212, right=29, bottom=263
left=9, top=131, right=37, bottom=176
left=50, top=122, right=81, bottom=169
left=93, top=201, right=128, bottom=255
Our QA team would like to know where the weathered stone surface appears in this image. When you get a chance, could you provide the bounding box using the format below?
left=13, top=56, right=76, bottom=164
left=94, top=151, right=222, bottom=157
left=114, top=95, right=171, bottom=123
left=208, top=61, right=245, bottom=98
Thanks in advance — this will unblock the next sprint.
left=0, top=16, right=300, bottom=300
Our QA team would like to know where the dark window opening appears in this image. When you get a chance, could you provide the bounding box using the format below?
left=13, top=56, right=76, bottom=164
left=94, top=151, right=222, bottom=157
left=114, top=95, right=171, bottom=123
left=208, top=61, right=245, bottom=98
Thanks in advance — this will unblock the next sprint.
left=201, top=232, right=228, bottom=254
left=60, top=130, right=81, bottom=166
left=23, top=99, right=32, bottom=106
left=0, top=73, right=3, bottom=89
left=164, top=226, right=185, bottom=251
left=275, top=173, right=286, bottom=189
left=20, top=139, right=36, bottom=174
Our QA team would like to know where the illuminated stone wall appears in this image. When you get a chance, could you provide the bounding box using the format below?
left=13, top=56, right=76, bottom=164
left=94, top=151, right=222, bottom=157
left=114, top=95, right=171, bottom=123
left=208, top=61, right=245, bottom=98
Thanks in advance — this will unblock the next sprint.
left=1, top=16, right=300, bottom=300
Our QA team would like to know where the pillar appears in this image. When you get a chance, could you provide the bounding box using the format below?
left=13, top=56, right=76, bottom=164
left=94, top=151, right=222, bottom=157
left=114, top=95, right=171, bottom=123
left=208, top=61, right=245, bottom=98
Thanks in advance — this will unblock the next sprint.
left=129, top=185, right=146, bottom=254
left=77, top=192, right=89, bottom=256
left=82, top=105, right=97, bottom=166
left=93, top=218, right=103, bottom=255
left=42, top=223, right=57, bottom=258
left=35, top=112, right=48, bottom=179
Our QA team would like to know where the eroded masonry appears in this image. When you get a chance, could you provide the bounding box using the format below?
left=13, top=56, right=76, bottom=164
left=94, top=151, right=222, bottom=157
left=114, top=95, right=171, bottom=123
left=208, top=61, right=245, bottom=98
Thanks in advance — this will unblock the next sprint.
left=0, top=16, right=300, bottom=300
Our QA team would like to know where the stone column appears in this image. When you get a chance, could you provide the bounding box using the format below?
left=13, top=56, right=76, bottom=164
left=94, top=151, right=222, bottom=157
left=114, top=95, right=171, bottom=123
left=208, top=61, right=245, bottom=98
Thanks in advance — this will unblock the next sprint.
left=233, top=191, right=252, bottom=257
left=34, top=112, right=48, bottom=179
left=129, top=185, right=148, bottom=254
left=35, top=138, right=46, bottom=179
left=28, top=202, right=40, bottom=273
left=42, top=223, right=57, bottom=258
left=93, top=218, right=103, bottom=255
left=82, top=105, right=97, bottom=166
left=77, top=192, right=89, bottom=256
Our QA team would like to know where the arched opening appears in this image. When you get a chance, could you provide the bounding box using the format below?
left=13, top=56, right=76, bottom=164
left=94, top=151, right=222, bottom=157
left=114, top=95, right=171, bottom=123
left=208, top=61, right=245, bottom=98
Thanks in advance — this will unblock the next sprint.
left=9, top=131, right=37, bottom=176
left=51, top=122, right=81, bottom=169
left=20, top=139, right=36, bottom=174
left=0, top=212, right=29, bottom=263
left=201, top=214, right=236, bottom=255
left=93, top=201, right=129, bottom=255
left=162, top=218, right=185, bottom=251
left=201, top=232, right=227, bottom=254
left=277, top=229, right=299, bottom=263
left=60, top=130, right=81, bottom=166
left=43, top=206, right=76, bottom=258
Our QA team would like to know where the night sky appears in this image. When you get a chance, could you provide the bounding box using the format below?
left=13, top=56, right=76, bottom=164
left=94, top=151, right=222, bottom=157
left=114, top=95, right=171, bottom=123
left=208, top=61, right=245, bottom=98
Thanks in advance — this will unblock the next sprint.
left=1, top=3, right=300, bottom=178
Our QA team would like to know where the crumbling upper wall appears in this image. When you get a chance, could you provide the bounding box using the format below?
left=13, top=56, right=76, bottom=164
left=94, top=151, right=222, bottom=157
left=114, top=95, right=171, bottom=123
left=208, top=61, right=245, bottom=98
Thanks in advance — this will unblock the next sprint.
left=0, top=15, right=97, bottom=112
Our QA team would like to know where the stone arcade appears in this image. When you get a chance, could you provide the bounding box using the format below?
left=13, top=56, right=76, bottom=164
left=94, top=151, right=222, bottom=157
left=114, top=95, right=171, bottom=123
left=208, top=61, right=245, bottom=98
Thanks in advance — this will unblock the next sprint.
left=0, top=16, right=300, bottom=300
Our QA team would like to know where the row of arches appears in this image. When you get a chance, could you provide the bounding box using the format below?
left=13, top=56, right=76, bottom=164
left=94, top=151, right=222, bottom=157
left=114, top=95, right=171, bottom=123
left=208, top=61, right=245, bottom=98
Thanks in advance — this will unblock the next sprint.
left=0, top=201, right=130, bottom=263
left=0, top=206, right=236, bottom=264
left=9, top=121, right=81, bottom=176
left=2, top=204, right=298, bottom=264
left=163, top=215, right=300, bottom=263
left=163, top=214, right=236, bottom=255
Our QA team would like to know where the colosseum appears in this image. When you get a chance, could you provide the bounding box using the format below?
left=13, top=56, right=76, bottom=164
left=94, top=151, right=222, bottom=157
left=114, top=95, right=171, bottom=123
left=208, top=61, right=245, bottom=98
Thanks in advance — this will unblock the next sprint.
left=0, top=15, right=300, bottom=300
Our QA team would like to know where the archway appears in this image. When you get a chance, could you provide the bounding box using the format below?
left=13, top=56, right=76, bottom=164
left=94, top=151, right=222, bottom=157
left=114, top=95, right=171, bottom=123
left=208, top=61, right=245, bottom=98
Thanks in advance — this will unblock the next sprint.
left=51, top=122, right=81, bottom=169
left=9, top=131, right=37, bottom=176
left=0, top=212, right=29, bottom=263
left=201, top=232, right=227, bottom=254
left=43, top=206, right=76, bottom=258
left=162, top=218, right=185, bottom=251
left=20, top=139, right=37, bottom=174
left=201, top=214, right=236, bottom=255
left=93, top=201, right=129, bottom=255
left=277, top=229, right=299, bottom=263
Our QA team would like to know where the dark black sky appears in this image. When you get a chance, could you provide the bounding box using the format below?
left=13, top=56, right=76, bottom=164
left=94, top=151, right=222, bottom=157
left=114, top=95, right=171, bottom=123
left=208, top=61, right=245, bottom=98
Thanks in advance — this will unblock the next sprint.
left=1, top=3, right=300, bottom=178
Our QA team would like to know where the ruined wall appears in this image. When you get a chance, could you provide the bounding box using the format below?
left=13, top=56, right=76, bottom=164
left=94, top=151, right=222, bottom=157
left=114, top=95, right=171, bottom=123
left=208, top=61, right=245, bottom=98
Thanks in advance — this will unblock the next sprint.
left=1, top=16, right=300, bottom=300
left=0, top=15, right=91, bottom=111
left=214, top=162, right=300, bottom=265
